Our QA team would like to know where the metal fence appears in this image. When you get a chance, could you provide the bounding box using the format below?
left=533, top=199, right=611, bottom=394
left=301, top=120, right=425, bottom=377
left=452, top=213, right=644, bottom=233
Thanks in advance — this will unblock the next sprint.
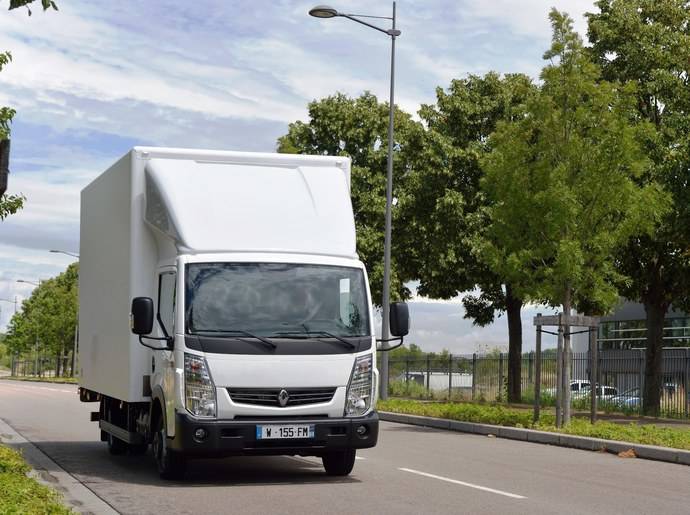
left=11, top=356, right=75, bottom=378
left=387, top=348, right=690, bottom=418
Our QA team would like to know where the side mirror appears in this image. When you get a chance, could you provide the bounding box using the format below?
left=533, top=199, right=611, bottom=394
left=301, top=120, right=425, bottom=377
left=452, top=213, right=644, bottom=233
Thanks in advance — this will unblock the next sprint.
left=389, top=302, right=410, bottom=337
left=131, top=297, right=154, bottom=335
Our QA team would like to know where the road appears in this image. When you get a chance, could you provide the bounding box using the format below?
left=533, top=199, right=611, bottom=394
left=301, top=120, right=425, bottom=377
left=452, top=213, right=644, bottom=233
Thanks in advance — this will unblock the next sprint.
left=1, top=380, right=689, bottom=515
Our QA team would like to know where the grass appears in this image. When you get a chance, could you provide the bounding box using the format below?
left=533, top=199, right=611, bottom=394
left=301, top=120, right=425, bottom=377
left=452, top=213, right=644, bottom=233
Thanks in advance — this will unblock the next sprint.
left=0, top=445, right=72, bottom=514
left=1, top=376, right=78, bottom=384
left=378, top=399, right=690, bottom=451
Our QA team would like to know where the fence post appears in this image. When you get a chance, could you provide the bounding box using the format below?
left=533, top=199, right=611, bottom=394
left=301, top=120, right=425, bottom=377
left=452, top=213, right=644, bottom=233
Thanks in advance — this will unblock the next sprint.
left=448, top=354, right=453, bottom=401
left=498, top=353, right=504, bottom=402
left=405, top=357, right=410, bottom=396
left=590, top=327, right=598, bottom=424
left=685, top=349, right=689, bottom=418
left=472, top=353, right=477, bottom=401
left=639, top=348, right=645, bottom=409
left=426, top=355, right=431, bottom=396
left=528, top=351, right=534, bottom=384
left=534, top=315, right=542, bottom=423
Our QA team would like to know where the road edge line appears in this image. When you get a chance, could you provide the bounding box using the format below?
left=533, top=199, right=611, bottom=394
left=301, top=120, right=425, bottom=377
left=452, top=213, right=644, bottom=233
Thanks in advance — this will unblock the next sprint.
left=0, top=417, right=119, bottom=515
left=379, top=411, right=690, bottom=467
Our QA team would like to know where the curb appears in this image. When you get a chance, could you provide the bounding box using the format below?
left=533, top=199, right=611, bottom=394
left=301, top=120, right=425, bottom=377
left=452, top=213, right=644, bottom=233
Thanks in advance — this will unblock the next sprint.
left=0, top=417, right=119, bottom=514
left=379, top=411, right=690, bottom=466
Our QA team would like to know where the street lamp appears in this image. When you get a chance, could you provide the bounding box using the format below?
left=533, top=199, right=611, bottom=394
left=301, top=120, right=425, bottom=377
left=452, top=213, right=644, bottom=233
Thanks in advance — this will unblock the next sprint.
left=17, top=279, right=39, bottom=287
left=309, top=3, right=400, bottom=400
left=49, top=249, right=79, bottom=259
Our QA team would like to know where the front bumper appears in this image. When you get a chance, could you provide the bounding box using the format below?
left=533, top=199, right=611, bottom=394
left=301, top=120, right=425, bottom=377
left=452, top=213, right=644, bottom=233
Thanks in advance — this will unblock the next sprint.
left=170, top=410, right=379, bottom=457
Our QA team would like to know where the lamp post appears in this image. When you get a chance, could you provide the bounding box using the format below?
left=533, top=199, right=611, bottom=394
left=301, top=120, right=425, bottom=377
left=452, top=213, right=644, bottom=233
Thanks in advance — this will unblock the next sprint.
left=309, top=3, right=400, bottom=400
left=17, top=279, right=42, bottom=375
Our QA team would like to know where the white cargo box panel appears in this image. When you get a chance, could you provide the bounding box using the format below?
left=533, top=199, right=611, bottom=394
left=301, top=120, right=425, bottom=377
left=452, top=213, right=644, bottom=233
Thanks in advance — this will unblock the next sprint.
left=79, top=147, right=354, bottom=402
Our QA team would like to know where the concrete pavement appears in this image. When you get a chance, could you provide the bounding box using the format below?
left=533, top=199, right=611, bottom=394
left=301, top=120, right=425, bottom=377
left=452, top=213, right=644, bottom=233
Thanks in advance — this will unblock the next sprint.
left=1, top=379, right=690, bottom=515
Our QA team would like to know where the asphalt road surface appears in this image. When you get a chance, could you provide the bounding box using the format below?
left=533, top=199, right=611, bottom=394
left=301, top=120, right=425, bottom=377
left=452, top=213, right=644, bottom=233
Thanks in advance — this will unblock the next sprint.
left=1, top=380, right=690, bottom=515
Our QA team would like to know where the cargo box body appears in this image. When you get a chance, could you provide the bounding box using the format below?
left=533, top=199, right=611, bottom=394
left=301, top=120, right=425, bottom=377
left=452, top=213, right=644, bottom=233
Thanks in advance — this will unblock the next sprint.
left=79, top=148, right=356, bottom=403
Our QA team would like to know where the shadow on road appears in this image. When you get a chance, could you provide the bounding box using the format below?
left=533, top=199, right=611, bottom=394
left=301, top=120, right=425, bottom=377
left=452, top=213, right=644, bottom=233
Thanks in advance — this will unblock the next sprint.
left=32, top=440, right=361, bottom=487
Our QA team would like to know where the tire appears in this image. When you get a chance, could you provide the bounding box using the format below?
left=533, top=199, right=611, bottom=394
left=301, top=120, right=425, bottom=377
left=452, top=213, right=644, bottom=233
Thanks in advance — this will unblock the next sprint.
left=322, top=449, right=356, bottom=476
left=107, top=433, right=128, bottom=455
left=153, top=416, right=186, bottom=480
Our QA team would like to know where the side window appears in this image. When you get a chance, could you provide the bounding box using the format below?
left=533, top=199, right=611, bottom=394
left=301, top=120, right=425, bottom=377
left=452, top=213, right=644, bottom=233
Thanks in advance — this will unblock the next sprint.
left=158, top=272, right=176, bottom=336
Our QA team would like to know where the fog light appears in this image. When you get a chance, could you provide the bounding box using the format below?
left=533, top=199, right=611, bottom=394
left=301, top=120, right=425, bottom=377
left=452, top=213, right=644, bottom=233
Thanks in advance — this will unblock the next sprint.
left=356, top=425, right=368, bottom=436
left=194, top=428, right=208, bottom=441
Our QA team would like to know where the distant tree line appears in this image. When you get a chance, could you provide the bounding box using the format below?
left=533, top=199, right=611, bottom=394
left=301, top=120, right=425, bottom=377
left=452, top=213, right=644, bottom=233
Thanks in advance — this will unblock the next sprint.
left=279, top=1, right=690, bottom=416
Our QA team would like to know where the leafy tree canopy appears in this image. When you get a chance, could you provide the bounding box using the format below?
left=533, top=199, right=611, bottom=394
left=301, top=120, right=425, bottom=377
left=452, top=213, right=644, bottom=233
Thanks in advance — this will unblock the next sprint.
left=480, top=9, right=667, bottom=313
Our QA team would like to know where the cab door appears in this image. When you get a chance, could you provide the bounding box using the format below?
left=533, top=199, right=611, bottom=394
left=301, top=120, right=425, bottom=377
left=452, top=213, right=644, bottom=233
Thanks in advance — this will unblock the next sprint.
left=153, top=269, right=177, bottom=435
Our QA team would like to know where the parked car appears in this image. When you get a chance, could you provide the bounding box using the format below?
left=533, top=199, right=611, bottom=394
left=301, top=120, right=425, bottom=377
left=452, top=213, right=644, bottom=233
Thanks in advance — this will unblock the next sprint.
left=543, top=380, right=591, bottom=397
left=575, top=385, right=618, bottom=401
left=610, top=387, right=641, bottom=408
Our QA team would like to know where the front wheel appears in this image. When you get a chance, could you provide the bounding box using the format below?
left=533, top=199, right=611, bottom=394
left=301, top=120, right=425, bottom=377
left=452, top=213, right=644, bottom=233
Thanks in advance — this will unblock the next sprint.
left=322, top=449, right=356, bottom=476
left=153, top=418, right=186, bottom=480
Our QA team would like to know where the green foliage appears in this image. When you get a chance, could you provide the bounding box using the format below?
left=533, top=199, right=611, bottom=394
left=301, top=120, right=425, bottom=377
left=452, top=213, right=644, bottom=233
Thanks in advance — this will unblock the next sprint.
left=8, top=0, right=58, bottom=15
left=379, top=398, right=555, bottom=428
left=277, top=92, right=424, bottom=304
left=587, top=0, right=690, bottom=415
left=480, top=9, right=667, bottom=313
left=4, top=263, right=78, bottom=372
left=0, top=193, right=25, bottom=220
left=404, top=72, right=535, bottom=318
left=379, top=399, right=690, bottom=450
left=0, top=445, right=72, bottom=514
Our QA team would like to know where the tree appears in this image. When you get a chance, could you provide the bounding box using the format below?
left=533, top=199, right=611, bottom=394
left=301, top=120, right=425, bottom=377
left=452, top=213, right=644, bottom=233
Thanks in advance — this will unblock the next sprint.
left=402, top=72, right=535, bottom=402
left=587, top=0, right=690, bottom=415
left=1, top=0, right=58, bottom=218
left=481, top=10, right=667, bottom=413
left=4, top=263, right=78, bottom=375
left=277, top=92, right=424, bottom=304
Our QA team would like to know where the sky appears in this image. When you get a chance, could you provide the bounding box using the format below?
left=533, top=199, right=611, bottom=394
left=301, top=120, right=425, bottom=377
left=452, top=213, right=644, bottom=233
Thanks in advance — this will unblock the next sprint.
left=0, top=0, right=597, bottom=352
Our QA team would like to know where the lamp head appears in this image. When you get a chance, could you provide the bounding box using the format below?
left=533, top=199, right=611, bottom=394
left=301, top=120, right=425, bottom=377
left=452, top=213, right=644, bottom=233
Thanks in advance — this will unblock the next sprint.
left=309, top=5, right=338, bottom=18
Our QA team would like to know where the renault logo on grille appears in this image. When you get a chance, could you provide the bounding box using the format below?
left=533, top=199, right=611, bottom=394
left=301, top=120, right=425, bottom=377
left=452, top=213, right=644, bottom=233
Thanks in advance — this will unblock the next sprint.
left=278, top=389, right=290, bottom=407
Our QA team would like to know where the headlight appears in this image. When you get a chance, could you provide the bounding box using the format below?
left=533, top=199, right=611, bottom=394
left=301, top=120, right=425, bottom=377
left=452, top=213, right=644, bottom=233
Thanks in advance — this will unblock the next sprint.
left=345, top=354, right=373, bottom=417
left=184, top=354, right=216, bottom=418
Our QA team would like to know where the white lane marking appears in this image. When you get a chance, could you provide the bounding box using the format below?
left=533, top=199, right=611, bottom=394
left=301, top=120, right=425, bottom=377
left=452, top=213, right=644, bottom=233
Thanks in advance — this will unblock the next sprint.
left=399, top=468, right=527, bottom=499
left=355, top=456, right=366, bottom=460
left=0, top=383, right=74, bottom=394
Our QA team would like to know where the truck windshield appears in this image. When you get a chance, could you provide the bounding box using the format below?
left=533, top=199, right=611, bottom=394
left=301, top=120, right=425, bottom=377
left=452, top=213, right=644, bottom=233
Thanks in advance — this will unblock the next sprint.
left=185, top=263, right=370, bottom=338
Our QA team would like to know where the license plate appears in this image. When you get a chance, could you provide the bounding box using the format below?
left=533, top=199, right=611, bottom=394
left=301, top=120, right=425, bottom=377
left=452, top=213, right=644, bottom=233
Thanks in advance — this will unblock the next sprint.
left=256, top=424, right=315, bottom=440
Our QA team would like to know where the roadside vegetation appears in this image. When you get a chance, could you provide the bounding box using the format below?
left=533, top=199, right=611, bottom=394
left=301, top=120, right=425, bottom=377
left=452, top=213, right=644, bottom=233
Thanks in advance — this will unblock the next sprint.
left=379, top=399, right=690, bottom=451
left=2, top=376, right=78, bottom=384
left=0, top=444, right=72, bottom=514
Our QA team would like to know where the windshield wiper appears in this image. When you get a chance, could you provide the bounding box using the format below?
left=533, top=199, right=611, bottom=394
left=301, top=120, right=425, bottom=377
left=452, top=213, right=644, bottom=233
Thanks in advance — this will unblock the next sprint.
left=274, top=329, right=356, bottom=349
left=193, top=329, right=277, bottom=349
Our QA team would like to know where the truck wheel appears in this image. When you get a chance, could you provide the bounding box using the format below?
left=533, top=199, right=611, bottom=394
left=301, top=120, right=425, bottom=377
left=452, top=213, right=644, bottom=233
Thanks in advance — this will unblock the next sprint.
left=153, top=417, right=185, bottom=480
left=322, top=449, right=356, bottom=476
left=107, top=433, right=128, bottom=455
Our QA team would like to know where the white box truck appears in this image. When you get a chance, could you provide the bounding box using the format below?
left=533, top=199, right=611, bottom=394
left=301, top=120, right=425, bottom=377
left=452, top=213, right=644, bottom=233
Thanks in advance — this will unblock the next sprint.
left=78, top=147, right=409, bottom=479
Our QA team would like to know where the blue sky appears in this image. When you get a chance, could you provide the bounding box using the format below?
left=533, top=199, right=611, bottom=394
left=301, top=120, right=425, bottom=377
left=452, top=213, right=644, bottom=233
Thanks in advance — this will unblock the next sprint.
left=0, top=0, right=595, bottom=351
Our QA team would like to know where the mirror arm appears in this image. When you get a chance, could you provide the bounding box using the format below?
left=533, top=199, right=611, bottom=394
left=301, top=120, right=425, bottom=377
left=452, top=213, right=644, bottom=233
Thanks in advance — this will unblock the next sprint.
left=138, top=335, right=173, bottom=351
left=376, top=336, right=404, bottom=351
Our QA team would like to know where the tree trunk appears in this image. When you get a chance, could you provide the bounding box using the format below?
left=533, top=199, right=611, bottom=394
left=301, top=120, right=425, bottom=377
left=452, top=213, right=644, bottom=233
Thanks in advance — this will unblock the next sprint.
left=506, top=285, right=523, bottom=403
left=643, top=299, right=667, bottom=417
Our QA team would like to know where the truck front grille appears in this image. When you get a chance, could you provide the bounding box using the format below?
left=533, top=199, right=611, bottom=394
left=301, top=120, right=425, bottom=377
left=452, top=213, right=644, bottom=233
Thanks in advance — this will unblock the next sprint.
left=227, top=387, right=336, bottom=407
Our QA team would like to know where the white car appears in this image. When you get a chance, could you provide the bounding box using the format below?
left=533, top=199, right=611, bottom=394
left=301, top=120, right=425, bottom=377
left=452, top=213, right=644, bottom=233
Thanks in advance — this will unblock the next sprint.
left=576, top=385, right=618, bottom=401
left=543, top=380, right=591, bottom=397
